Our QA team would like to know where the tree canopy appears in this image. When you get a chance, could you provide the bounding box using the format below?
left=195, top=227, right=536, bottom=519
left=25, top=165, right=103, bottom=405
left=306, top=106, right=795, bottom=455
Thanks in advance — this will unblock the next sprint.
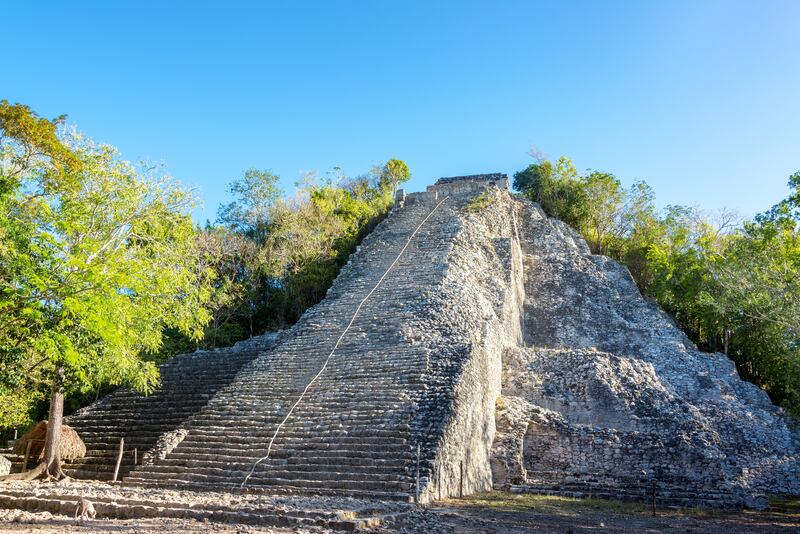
left=175, top=161, right=404, bottom=352
left=0, top=102, right=213, bottom=475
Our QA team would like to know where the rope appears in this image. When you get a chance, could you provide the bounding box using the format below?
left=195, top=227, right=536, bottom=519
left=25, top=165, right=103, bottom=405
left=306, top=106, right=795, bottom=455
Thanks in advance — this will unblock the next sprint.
left=241, top=195, right=450, bottom=487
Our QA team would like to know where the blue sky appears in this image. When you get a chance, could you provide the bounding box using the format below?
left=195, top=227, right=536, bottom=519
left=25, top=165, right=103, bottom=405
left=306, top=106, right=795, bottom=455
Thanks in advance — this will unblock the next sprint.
left=3, top=1, right=799, bottom=222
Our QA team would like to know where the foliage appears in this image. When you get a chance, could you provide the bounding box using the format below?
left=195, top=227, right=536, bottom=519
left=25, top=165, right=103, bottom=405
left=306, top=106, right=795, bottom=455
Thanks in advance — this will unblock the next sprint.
left=465, top=191, right=494, bottom=213
left=0, top=103, right=212, bottom=436
left=514, top=156, right=800, bottom=416
left=216, top=168, right=281, bottom=245
left=161, top=160, right=405, bottom=353
left=1, top=100, right=412, bottom=434
left=378, top=158, right=411, bottom=193
left=513, top=157, right=587, bottom=229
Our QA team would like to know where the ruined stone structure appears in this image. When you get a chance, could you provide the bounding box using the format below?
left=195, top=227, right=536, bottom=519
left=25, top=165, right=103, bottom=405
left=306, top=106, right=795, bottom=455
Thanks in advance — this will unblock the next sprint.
left=491, top=200, right=800, bottom=508
left=59, top=174, right=798, bottom=507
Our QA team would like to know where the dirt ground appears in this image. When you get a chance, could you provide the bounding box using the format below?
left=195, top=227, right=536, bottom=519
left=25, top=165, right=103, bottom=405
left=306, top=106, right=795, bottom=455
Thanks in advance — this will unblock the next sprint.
left=1, top=492, right=798, bottom=533
left=0, top=508, right=319, bottom=533
left=379, top=493, right=800, bottom=533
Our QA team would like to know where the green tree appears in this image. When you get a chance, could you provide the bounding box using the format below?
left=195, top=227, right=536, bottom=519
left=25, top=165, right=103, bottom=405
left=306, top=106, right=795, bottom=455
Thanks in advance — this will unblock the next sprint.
left=580, top=171, right=624, bottom=255
left=378, top=158, right=411, bottom=194
left=217, top=169, right=282, bottom=245
left=0, top=104, right=211, bottom=478
left=644, top=206, right=729, bottom=347
left=613, top=181, right=661, bottom=288
left=711, top=173, right=800, bottom=412
left=512, top=159, right=552, bottom=195
left=201, top=162, right=401, bottom=341
left=514, top=156, right=588, bottom=229
left=194, top=227, right=265, bottom=346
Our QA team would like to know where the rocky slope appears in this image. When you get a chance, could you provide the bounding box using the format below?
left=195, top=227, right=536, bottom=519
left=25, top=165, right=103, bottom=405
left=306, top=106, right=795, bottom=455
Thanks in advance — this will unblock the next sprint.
left=491, top=199, right=800, bottom=508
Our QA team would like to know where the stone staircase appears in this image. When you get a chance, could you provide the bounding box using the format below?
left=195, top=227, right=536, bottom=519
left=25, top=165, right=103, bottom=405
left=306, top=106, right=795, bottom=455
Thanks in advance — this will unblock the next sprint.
left=51, top=177, right=525, bottom=503
left=62, top=339, right=274, bottom=480
left=120, top=192, right=460, bottom=500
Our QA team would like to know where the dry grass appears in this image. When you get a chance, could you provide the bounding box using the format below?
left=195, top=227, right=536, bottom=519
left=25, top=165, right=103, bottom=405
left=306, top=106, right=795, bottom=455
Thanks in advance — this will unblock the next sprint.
left=12, top=421, right=86, bottom=461
left=465, top=192, right=494, bottom=213
left=767, top=498, right=800, bottom=522
left=455, top=491, right=646, bottom=517
left=455, top=491, right=800, bottom=521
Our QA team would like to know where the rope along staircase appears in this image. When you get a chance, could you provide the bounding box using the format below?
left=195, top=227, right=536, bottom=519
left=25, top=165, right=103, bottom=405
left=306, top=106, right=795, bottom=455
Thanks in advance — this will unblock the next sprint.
left=107, top=191, right=461, bottom=500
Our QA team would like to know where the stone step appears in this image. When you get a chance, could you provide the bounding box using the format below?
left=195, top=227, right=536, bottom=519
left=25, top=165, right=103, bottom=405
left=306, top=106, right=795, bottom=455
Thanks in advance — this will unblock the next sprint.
left=183, top=426, right=411, bottom=438
left=169, top=448, right=414, bottom=462
left=122, top=477, right=414, bottom=501
left=0, top=491, right=376, bottom=530
left=134, top=463, right=412, bottom=483
left=126, top=471, right=414, bottom=493
left=156, top=456, right=411, bottom=472
left=168, top=445, right=413, bottom=460
left=178, top=433, right=412, bottom=446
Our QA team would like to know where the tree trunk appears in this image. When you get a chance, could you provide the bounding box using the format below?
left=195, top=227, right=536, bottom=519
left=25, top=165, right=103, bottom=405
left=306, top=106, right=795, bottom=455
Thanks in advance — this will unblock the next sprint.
left=42, top=366, right=65, bottom=478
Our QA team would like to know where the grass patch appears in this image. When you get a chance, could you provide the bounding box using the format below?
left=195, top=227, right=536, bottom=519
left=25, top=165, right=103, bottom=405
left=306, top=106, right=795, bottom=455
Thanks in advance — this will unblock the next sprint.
left=767, top=497, right=800, bottom=519
left=455, top=491, right=648, bottom=517
left=465, top=192, right=494, bottom=213
left=454, top=492, right=800, bottom=522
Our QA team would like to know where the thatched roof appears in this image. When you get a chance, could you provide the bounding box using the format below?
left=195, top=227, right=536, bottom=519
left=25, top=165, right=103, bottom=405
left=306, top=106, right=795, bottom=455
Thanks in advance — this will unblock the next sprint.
left=12, top=421, right=86, bottom=461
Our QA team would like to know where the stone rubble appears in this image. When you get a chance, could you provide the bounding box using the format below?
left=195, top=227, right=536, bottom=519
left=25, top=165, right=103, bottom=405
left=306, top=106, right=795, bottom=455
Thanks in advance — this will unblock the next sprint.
left=141, top=429, right=189, bottom=466
left=491, top=198, right=800, bottom=508
left=0, top=455, right=10, bottom=477
left=0, top=479, right=406, bottom=531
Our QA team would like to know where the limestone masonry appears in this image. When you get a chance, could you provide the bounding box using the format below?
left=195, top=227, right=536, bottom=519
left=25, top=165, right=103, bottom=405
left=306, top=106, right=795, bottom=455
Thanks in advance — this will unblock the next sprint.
left=56, top=174, right=797, bottom=507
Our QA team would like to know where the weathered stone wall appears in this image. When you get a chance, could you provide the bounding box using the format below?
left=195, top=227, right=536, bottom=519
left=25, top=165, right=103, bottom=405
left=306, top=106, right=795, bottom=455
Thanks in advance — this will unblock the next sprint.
left=428, top=173, right=510, bottom=196
left=492, top=198, right=800, bottom=508
left=411, top=181, right=525, bottom=501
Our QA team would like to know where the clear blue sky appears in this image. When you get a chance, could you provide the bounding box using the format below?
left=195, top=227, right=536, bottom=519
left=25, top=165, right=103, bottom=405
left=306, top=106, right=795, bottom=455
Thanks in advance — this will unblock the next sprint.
left=4, top=1, right=799, bottom=222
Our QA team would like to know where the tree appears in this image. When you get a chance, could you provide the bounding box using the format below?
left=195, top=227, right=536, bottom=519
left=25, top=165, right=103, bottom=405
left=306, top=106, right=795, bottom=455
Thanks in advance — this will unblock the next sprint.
left=512, top=159, right=553, bottom=197
left=0, top=104, right=211, bottom=478
left=580, top=171, right=624, bottom=255
left=0, top=100, right=82, bottom=186
left=378, top=158, right=411, bottom=194
left=194, top=227, right=265, bottom=346
left=513, top=156, right=587, bottom=229
left=710, top=173, right=800, bottom=412
left=201, top=162, right=402, bottom=340
left=614, top=181, right=660, bottom=288
left=217, top=169, right=282, bottom=245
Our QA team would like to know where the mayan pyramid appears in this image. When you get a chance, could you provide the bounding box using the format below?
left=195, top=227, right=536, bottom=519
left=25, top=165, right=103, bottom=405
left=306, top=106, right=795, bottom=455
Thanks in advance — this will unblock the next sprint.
left=61, top=174, right=799, bottom=507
